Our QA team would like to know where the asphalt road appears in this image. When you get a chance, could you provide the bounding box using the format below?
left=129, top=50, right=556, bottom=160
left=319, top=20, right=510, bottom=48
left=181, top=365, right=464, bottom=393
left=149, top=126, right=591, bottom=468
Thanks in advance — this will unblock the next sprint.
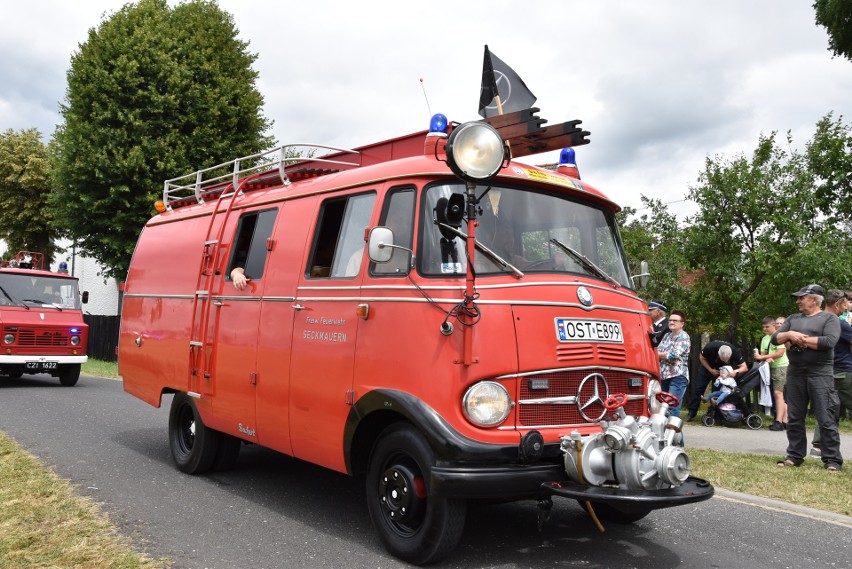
left=1, top=374, right=850, bottom=569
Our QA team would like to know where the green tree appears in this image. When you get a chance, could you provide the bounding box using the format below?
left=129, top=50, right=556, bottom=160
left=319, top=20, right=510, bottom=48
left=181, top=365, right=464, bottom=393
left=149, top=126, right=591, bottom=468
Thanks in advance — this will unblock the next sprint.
left=50, top=0, right=273, bottom=279
left=0, top=129, right=59, bottom=264
left=814, top=0, right=852, bottom=61
left=683, top=128, right=848, bottom=342
left=807, top=112, right=852, bottom=219
left=617, top=197, right=688, bottom=311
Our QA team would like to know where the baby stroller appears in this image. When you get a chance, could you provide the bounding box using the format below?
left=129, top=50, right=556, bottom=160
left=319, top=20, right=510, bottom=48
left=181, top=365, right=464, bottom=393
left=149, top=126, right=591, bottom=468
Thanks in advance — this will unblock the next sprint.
left=701, top=362, right=765, bottom=430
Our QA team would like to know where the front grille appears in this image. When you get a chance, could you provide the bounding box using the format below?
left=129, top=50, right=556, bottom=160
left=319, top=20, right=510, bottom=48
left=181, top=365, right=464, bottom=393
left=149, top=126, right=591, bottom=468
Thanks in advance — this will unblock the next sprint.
left=16, top=329, right=70, bottom=347
left=518, top=368, right=646, bottom=427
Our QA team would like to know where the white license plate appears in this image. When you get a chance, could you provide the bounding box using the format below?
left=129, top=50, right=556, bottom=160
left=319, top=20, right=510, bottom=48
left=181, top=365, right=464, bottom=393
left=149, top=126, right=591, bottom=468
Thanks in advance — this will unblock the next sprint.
left=555, top=318, right=624, bottom=343
left=25, top=361, right=58, bottom=370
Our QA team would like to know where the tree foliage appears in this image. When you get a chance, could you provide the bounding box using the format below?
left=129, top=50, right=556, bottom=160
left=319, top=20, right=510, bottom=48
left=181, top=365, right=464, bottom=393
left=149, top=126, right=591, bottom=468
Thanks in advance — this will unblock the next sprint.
left=50, top=0, right=273, bottom=279
left=0, top=129, right=59, bottom=264
left=620, top=114, right=852, bottom=343
left=617, top=196, right=688, bottom=311
left=814, top=0, right=852, bottom=61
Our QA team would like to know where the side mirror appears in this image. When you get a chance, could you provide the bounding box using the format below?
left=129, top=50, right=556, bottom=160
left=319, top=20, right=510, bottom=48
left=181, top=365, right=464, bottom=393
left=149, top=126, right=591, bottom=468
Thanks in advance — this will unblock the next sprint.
left=81, top=291, right=89, bottom=304
left=630, top=260, right=650, bottom=288
left=367, top=227, right=394, bottom=263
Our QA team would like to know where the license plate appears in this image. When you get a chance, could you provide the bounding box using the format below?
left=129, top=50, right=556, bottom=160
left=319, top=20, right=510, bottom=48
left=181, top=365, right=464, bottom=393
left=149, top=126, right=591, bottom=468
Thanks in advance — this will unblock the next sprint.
left=25, top=361, right=58, bottom=371
left=555, top=318, right=624, bottom=343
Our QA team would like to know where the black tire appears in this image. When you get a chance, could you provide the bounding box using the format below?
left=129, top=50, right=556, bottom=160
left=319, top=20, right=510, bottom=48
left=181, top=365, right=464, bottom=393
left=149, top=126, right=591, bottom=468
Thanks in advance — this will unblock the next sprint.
left=213, top=433, right=242, bottom=471
left=701, top=414, right=715, bottom=427
left=366, top=424, right=466, bottom=565
left=6, top=365, right=24, bottom=379
left=168, top=393, right=220, bottom=474
left=58, top=364, right=81, bottom=386
left=582, top=501, right=650, bottom=524
left=745, top=414, right=763, bottom=430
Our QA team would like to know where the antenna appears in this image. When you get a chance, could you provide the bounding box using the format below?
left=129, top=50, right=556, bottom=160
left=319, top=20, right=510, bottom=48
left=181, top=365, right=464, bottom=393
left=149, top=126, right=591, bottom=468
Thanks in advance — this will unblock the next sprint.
left=419, top=77, right=432, bottom=117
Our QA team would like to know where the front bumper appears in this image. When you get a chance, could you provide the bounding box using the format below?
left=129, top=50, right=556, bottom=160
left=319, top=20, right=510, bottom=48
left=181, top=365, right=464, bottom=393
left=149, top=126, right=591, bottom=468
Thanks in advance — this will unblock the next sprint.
left=541, top=476, right=714, bottom=513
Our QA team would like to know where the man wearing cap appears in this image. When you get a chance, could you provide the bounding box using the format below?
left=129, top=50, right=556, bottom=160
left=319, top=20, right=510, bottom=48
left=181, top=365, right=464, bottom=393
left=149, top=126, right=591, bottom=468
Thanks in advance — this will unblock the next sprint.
left=772, top=284, right=843, bottom=471
left=647, top=299, right=669, bottom=348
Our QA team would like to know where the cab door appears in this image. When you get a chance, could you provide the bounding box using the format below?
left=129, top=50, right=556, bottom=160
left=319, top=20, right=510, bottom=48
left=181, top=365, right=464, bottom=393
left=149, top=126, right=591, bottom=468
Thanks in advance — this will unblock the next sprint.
left=208, top=207, right=278, bottom=438
left=289, top=190, right=376, bottom=472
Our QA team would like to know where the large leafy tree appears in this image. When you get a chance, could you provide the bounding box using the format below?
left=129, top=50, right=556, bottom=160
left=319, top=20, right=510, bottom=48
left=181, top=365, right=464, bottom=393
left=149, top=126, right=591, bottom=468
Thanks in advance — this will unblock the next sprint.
left=51, top=0, right=273, bottom=279
left=814, top=0, right=852, bottom=61
left=617, top=197, right=688, bottom=311
left=0, top=129, right=59, bottom=263
left=682, top=126, right=850, bottom=342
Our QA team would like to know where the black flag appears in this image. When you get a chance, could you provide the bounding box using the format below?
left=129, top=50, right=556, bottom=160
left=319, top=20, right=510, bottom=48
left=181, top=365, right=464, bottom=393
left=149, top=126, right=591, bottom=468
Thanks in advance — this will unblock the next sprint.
left=478, top=45, right=537, bottom=118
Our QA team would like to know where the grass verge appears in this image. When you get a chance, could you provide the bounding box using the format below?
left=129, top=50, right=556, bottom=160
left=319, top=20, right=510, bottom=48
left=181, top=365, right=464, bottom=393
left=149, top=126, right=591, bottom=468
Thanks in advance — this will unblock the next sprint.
left=688, top=447, right=851, bottom=516
left=0, top=432, right=169, bottom=569
left=82, top=358, right=120, bottom=380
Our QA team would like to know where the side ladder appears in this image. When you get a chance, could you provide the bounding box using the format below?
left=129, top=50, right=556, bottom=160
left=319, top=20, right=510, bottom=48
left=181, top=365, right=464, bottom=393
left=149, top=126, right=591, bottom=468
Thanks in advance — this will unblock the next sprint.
left=187, top=179, right=247, bottom=396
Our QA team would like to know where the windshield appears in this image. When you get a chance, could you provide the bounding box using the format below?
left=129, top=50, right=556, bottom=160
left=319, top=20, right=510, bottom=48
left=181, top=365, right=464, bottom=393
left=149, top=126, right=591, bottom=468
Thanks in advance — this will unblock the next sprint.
left=420, top=182, right=632, bottom=287
left=0, top=273, right=82, bottom=309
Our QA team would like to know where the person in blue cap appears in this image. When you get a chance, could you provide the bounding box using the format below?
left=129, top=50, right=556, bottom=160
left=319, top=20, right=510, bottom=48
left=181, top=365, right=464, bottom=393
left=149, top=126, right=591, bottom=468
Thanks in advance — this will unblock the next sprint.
left=648, top=299, right=669, bottom=347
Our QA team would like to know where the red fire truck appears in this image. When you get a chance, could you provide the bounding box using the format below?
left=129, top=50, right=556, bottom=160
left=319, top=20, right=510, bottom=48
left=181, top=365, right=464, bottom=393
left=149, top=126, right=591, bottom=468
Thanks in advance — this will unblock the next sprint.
left=0, top=251, right=89, bottom=386
left=119, top=109, right=713, bottom=564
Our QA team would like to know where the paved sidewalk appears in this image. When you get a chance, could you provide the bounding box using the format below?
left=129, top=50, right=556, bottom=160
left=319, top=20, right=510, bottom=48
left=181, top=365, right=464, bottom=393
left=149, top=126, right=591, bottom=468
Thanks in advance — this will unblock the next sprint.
left=682, top=420, right=852, bottom=457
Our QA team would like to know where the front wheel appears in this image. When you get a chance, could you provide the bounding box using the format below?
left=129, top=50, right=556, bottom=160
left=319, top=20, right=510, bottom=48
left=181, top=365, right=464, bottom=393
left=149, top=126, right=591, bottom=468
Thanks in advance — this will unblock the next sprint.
left=745, top=414, right=764, bottom=430
left=168, top=393, right=220, bottom=474
left=58, top=364, right=81, bottom=386
left=366, top=424, right=466, bottom=565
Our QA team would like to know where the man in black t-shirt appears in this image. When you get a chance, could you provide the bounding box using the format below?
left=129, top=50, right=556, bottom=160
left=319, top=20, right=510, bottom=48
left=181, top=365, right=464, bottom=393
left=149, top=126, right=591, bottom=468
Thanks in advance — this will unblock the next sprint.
left=685, top=340, right=748, bottom=421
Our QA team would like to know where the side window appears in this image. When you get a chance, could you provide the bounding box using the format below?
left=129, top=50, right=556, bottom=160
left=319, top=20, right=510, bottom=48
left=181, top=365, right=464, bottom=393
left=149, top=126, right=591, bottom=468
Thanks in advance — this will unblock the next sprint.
left=372, top=188, right=415, bottom=275
left=308, top=192, right=376, bottom=279
left=227, top=208, right=278, bottom=282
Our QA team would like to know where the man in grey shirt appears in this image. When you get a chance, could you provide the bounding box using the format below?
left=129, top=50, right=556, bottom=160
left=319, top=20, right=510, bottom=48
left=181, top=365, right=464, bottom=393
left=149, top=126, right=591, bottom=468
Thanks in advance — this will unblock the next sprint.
left=772, top=284, right=842, bottom=471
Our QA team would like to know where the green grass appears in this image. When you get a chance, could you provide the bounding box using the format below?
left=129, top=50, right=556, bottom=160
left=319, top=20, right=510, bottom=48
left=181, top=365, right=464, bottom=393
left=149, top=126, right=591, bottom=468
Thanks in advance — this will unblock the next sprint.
left=0, top=432, right=169, bottom=569
left=689, top=448, right=852, bottom=516
left=82, top=359, right=120, bottom=380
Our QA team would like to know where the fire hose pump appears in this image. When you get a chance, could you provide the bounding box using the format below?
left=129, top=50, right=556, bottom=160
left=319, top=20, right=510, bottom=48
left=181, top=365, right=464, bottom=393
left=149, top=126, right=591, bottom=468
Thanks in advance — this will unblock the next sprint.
left=539, top=391, right=712, bottom=529
left=562, top=391, right=691, bottom=490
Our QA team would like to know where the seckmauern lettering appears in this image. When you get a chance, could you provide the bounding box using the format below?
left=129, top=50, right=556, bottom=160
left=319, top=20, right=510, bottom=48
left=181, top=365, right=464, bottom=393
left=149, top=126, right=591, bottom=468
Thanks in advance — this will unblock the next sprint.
left=303, top=315, right=349, bottom=343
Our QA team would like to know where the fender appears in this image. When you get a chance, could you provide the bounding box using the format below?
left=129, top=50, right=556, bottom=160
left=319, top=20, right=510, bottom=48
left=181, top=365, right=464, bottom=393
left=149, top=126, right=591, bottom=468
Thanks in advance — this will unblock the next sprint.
left=343, top=389, right=526, bottom=474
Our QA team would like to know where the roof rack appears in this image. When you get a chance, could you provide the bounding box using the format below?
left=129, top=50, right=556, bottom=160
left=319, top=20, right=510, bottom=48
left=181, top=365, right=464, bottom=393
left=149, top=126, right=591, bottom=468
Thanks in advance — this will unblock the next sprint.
left=163, top=144, right=361, bottom=210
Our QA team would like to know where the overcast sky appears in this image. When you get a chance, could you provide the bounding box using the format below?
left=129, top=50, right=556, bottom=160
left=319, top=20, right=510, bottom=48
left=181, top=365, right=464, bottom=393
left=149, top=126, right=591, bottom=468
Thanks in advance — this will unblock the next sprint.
left=1, top=0, right=849, bottom=220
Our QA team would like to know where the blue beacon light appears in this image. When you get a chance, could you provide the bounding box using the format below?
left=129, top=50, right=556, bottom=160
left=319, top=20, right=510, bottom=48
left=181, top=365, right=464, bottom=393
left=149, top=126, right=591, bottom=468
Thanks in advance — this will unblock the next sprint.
left=559, top=147, right=576, bottom=166
left=429, top=113, right=448, bottom=134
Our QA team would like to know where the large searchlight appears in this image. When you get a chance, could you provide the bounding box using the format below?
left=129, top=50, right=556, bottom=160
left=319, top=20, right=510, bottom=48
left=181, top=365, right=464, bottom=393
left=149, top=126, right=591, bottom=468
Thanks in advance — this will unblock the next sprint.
left=445, top=122, right=507, bottom=182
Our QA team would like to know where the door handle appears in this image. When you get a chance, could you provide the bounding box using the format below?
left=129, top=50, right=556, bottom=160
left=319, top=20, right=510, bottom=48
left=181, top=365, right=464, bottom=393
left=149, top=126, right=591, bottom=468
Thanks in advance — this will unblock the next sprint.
left=292, top=303, right=305, bottom=311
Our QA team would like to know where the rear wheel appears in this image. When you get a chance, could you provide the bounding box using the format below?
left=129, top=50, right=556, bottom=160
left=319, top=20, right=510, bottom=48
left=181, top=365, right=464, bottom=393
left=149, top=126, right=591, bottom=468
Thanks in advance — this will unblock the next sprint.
left=366, top=424, right=466, bottom=565
left=168, top=393, right=220, bottom=474
left=58, top=364, right=81, bottom=386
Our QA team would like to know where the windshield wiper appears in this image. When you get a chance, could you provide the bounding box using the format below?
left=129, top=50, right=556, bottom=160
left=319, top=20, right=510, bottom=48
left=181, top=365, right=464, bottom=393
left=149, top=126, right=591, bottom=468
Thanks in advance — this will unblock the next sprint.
left=550, top=238, right=620, bottom=287
left=0, top=286, right=28, bottom=309
left=436, top=222, right=525, bottom=279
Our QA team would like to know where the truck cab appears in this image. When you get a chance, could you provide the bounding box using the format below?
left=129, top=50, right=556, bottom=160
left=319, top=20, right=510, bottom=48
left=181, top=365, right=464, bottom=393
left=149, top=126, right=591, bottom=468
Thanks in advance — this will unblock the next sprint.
left=0, top=251, right=89, bottom=386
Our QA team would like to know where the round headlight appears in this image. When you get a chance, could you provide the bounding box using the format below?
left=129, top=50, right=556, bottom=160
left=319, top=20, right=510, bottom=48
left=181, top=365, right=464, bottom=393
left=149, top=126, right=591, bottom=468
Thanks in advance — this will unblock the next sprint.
left=4, top=334, right=14, bottom=345
left=70, top=335, right=80, bottom=346
left=462, top=381, right=512, bottom=427
left=446, top=122, right=506, bottom=182
left=647, top=379, right=662, bottom=415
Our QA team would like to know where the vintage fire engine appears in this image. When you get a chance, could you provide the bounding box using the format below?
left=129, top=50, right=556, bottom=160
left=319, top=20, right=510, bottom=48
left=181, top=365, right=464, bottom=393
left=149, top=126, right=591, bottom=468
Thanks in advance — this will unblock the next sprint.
left=0, top=251, right=89, bottom=386
left=119, top=108, right=713, bottom=564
